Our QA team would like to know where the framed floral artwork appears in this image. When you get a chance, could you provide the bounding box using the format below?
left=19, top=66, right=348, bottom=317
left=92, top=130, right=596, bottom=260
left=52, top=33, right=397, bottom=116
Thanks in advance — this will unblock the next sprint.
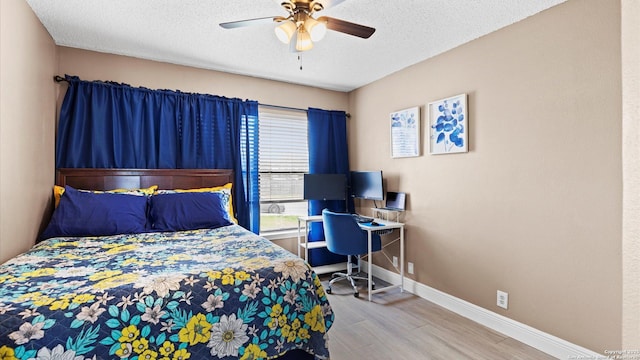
left=390, top=106, right=420, bottom=158
left=428, top=94, right=468, bottom=154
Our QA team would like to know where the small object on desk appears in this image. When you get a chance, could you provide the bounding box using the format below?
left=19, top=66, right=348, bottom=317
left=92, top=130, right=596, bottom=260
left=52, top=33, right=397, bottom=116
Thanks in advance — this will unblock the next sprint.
left=369, top=221, right=380, bottom=226
left=352, top=213, right=373, bottom=223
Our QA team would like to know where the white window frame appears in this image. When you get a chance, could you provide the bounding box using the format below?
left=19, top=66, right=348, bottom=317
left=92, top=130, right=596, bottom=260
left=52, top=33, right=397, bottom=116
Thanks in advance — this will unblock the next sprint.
left=258, top=106, right=308, bottom=237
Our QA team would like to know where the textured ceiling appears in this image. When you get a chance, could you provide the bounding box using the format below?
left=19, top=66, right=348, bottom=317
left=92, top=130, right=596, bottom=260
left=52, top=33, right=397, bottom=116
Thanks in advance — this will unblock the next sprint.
left=26, top=0, right=566, bottom=92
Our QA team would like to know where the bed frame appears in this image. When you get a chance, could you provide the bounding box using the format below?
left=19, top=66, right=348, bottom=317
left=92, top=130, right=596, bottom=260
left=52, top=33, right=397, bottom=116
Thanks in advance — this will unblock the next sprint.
left=56, top=168, right=234, bottom=190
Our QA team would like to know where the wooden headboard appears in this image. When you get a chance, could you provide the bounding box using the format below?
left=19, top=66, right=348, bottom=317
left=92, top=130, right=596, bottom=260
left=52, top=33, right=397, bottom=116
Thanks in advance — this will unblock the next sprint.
left=56, top=168, right=234, bottom=191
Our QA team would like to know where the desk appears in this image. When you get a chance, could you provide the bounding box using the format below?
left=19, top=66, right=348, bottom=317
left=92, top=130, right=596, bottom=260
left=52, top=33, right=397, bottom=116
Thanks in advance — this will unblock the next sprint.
left=297, top=215, right=350, bottom=274
left=297, top=215, right=405, bottom=301
left=297, top=215, right=322, bottom=260
left=359, top=219, right=405, bottom=301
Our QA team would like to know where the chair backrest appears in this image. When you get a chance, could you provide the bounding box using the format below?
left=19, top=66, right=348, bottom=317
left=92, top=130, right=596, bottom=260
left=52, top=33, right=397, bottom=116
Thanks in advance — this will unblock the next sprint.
left=321, top=209, right=368, bottom=256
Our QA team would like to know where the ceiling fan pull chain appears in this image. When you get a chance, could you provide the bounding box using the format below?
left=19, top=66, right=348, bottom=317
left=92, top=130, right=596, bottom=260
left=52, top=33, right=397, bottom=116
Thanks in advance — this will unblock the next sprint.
left=298, top=54, right=303, bottom=71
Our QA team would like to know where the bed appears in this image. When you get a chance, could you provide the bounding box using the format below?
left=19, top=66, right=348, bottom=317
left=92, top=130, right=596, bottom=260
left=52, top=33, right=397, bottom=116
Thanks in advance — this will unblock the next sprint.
left=0, top=169, right=333, bottom=360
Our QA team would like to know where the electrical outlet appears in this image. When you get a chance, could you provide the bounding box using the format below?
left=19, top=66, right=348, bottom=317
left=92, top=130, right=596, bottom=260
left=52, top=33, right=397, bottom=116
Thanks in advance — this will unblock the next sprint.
left=407, top=262, right=414, bottom=274
left=497, top=290, right=509, bottom=309
left=392, top=256, right=398, bottom=267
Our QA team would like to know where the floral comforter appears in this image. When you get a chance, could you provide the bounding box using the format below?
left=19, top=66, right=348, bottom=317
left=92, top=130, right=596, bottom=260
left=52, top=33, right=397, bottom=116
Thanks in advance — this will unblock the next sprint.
left=0, top=225, right=333, bottom=360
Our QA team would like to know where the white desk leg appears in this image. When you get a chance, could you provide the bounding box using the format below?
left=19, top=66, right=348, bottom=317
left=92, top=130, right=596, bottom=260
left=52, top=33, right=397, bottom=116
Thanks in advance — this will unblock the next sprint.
left=304, top=221, right=309, bottom=262
left=297, top=218, right=302, bottom=258
left=367, top=230, right=373, bottom=302
left=400, top=226, right=404, bottom=293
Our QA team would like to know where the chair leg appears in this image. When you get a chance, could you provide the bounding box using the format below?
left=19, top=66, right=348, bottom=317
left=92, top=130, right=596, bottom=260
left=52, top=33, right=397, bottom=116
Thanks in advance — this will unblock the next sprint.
left=330, top=272, right=348, bottom=280
left=350, top=274, right=374, bottom=289
left=348, top=276, right=358, bottom=292
left=325, top=256, right=375, bottom=296
left=329, top=273, right=349, bottom=286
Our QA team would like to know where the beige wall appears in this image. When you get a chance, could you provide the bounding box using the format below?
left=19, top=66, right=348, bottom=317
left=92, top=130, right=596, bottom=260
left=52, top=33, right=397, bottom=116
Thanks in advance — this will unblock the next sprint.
left=57, top=47, right=348, bottom=112
left=0, top=0, right=57, bottom=263
left=622, top=0, right=640, bottom=350
left=349, top=0, right=621, bottom=353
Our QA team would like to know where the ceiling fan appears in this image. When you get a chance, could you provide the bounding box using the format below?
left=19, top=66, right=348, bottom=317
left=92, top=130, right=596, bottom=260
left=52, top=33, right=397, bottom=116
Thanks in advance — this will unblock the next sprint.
left=219, top=0, right=376, bottom=52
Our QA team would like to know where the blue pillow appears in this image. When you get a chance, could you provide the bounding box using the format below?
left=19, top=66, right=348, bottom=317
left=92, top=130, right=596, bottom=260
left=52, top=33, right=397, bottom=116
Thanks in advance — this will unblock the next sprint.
left=40, top=185, right=148, bottom=241
left=149, top=192, right=232, bottom=232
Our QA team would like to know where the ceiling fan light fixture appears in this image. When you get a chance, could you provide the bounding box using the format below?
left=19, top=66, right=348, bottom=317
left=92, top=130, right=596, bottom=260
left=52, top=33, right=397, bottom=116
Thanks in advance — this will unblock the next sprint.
left=274, top=20, right=296, bottom=44
left=222, top=0, right=376, bottom=53
left=304, top=16, right=327, bottom=42
left=295, top=26, right=313, bottom=52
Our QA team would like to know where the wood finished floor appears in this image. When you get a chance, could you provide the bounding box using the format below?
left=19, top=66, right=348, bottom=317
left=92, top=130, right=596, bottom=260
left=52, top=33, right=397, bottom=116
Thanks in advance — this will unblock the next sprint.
left=321, top=275, right=556, bottom=360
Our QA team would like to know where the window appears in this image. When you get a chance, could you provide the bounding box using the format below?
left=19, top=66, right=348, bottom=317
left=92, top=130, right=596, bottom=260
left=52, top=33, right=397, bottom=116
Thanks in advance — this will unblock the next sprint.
left=258, top=107, right=309, bottom=232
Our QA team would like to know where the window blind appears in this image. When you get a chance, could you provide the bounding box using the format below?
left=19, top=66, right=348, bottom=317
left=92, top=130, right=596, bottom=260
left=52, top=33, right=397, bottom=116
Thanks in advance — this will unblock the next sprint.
left=258, top=107, right=309, bottom=202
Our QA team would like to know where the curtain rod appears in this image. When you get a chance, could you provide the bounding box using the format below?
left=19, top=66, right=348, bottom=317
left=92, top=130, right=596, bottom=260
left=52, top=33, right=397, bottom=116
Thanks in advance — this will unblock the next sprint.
left=53, top=76, right=349, bottom=117
left=53, top=75, right=68, bottom=83
left=259, top=103, right=350, bottom=118
left=259, top=103, right=306, bottom=112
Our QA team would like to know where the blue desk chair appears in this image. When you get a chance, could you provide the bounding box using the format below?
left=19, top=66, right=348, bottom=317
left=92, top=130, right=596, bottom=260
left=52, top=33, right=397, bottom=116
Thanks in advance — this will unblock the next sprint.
left=322, top=209, right=382, bottom=297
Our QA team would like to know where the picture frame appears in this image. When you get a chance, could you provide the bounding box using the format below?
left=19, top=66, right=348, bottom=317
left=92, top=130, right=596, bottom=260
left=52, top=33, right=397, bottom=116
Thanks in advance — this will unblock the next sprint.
left=390, top=106, right=420, bottom=158
left=428, top=94, right=468, bottom=155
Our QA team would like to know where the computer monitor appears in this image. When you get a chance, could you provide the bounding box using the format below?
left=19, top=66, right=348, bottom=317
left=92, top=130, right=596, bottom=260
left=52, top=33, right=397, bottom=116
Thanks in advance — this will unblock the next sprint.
left=350, top=170, right=384, bottom=200
left=303, top=173, right=347, bottom=201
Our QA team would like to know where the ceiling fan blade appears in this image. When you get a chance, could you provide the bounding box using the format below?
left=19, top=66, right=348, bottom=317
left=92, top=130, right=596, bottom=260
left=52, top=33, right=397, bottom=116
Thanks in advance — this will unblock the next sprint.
left=317, top=16, right=375, bottom=39
left=219, top=16, right=277, bottom=29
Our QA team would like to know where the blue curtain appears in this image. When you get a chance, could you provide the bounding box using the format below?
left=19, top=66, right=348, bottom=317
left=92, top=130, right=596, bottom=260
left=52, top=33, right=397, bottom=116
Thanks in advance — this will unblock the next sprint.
left=56, top=75, right=260, bottom=232
left=307, top=107, right=352, bottom=266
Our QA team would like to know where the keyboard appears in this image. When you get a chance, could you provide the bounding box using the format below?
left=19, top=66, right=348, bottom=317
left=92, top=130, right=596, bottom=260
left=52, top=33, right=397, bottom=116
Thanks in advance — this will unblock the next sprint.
left=352, top=213, right=373, bottom=223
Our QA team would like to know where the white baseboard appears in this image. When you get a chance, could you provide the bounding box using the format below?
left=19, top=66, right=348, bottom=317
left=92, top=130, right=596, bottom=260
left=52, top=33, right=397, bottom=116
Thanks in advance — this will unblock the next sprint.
left=361, top=261, right=602, bottom=359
